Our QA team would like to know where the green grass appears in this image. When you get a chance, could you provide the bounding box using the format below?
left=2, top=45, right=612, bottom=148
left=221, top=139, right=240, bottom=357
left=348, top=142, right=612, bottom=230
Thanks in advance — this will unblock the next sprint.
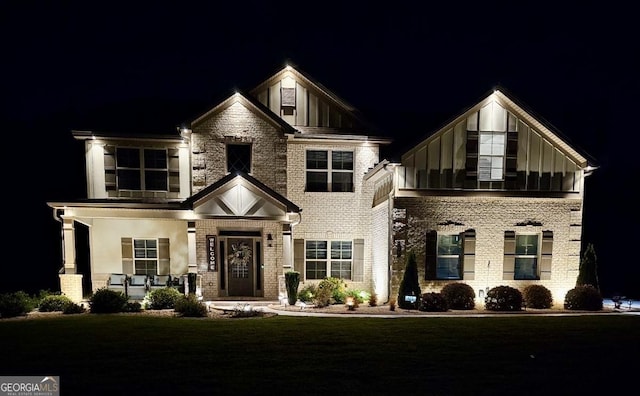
left=1, top=314, right=638, bottom=395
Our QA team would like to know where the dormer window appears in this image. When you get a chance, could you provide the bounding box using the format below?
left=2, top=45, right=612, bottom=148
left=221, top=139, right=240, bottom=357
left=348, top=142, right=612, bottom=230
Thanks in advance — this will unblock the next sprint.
left=478, top=132, right=505, bottom=181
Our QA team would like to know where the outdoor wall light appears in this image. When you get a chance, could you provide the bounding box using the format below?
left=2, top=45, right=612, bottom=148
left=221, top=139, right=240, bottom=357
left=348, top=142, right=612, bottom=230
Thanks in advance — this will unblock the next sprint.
left=267, top=233, right=273, bottom=247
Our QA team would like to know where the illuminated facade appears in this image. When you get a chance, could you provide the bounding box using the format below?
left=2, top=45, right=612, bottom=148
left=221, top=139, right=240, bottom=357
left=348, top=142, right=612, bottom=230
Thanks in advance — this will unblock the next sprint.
left=47, top=64, right=594, bottom=305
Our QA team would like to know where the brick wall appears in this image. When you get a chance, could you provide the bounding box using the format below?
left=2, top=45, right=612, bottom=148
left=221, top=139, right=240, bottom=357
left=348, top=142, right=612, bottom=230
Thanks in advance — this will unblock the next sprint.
left=391, top=195, right=583, bottom=305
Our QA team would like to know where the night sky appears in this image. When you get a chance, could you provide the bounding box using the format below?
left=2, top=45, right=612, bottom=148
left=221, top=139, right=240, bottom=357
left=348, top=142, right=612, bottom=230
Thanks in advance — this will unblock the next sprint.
left=2, top=2, right=637, bottom=297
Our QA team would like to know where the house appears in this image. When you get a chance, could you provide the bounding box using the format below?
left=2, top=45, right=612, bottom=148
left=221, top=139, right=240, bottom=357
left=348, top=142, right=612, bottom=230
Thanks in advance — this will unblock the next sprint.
left=47, top=64, right=595, bottom=306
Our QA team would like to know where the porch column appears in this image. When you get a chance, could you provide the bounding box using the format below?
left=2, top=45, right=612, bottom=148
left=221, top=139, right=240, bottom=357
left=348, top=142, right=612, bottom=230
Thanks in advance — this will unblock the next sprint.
left=59, top=216, right=83, bottom=302
left=187, top=221, right=197, bottom=273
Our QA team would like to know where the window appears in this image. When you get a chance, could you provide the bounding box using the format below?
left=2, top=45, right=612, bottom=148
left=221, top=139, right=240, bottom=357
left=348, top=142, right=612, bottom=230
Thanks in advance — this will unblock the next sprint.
left=133, top=239, right=158, bottom=275
left=514, top=234, right=539, bottom=280
left=116, top=148, right=168, bottom=191
left=305, top=240, right=352, bottom=280
left=478, top=132, right=505, bottom=181
left=306, top=150, right=353, bottom=192
left=437, top=234, right=462, bottom=279
left=227, top=144, right=251, bottom=174
left=330, top=241, right=352, bottom=279
left=305, top=241, right=327, bottom=279
left=281, top=87, right=296, bottom=107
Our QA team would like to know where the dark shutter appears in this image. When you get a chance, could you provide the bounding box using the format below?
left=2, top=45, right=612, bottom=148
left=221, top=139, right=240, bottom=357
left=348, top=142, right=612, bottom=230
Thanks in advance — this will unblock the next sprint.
left=503, top=231, right=516, bottom=280
left=425, top=230, right=437, bottom=280
left=505, top=129, right=519, bottom=189
left=121, top=238, right=133, bottom=274
left=158, top=238, right=170, bottom=275
left=540, top=231, right=553, bottom=280
left=352, top=239, right=364, bottom=282
left=294, top=239, right=304, bottom=278
left=464, top=130, right=478, bottom=189
left=462, top=229, right=476, bottom=280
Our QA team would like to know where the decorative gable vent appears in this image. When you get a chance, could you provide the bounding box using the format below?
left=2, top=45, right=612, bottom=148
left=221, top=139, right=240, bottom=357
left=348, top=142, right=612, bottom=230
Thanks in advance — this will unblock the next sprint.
left=281, top=87, right=296, bottom=107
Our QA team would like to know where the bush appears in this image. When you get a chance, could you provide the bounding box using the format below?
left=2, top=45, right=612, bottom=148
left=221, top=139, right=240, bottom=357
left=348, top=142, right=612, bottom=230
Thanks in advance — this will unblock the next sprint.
left=89, top=288, right=128, bottom=313
left=314, top=282, right=333, bottom=308
left=148, top=287, right=182, bottom=310
left=285, top=271, right=301, bottom=306
left=123, top=301, right=142, bottom=312
left=564, top=284, right=603, bottom=311
left=522, top=285, right=553, bottom=309
left=63, top=302, right=86, bottom=315
left=0, top=291, right=36, bottom=318
left=39, top=295, right=73, bottom=312
left=485, top=286, right=523, bottom=311
left=297, top=284, right=317, bottom=303
left=419, top=292, right=449, bottom=312
left=398, top=251, right=421, bottom=310
left=174, top=294, right=207, bottom=317
left=441, top=283, right=476, bottom=310
left=317, top=277, right=347, bottom=305
left=368, top=292, right=378, bottom=307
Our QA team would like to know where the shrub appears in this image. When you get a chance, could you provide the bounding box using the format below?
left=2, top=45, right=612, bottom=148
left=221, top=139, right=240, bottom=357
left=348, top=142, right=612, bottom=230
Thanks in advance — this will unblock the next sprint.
left=148, top=287, right=182, bottom=310
left=441, top=283, right=476, bottom=310
left=0, top=291, right=36, bottom=318
left=368, top=292, right=378, bottom=307
left=231, top=303, right=261, bottom=318
left=63, top=302, right=86, bottom=315
left=419, top=292, right=449, bottom=312
left=89, top=288, right=128, bottom=313
left=346, top=289, right=369, bottom=305
left=297, top=284, right=317, bottom=303
left=123, top=301, right=143, bottom=312
left=314, top=282, right=333, bottom=308
left=317, top=277, right=347, bottom=305
left=285, top=271, right=301, bottom=306
left=398, top=251, right=421, bottom=310
left=39, top=295, right=73, bottom=312
left=174, top=294, right=207, bottom=317
left=485, top=285, right=523, bottom=311
left=564, top=284, right=603, bottom=311
left=522, top=285, right=553, bottom=309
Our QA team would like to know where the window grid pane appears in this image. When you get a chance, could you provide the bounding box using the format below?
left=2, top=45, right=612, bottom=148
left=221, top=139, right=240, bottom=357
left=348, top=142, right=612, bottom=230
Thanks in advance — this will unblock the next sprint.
left=436, top=234, right=461, bottom=280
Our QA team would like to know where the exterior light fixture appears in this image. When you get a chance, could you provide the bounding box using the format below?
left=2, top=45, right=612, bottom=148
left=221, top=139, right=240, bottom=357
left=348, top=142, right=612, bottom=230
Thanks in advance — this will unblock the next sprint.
left=267, top=233, right=273, bottom=247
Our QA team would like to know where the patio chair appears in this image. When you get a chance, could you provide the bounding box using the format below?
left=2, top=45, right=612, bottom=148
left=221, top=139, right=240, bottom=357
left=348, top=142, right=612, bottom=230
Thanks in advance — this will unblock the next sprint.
left=107, top=273, right=127, bottom=295
left=127, top=274, right=149, bottom=299
left=149, top=274, right=173, bottom=292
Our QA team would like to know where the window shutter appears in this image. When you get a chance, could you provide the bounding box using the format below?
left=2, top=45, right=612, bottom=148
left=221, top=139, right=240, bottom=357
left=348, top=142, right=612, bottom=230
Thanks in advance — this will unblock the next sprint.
left=121, top=237, right=133, bottom=274
left=352, top=239, right=364, bottom=282
left=540, top=231, right=553, bottom=280
left=464, top=129, right=478, bottom=188
left=503, top=231, right=516, bottom=280
left=505, top=129, right=519, bottom=189
left=462, top=229, right=476, bottom=280
left=294, top=239, right=304, bottom=278
left=425, top=230, right=437, bottom=280
left=158, top=238, right=170, bottom=275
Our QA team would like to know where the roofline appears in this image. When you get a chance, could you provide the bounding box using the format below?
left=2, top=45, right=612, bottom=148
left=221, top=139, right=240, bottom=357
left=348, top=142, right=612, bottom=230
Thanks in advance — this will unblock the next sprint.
left=72, top=130, right=184, bottom=142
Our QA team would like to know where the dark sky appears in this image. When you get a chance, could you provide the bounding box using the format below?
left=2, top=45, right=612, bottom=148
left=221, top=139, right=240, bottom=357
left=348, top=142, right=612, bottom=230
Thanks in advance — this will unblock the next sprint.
left=2, top=2, right=637, bottom=297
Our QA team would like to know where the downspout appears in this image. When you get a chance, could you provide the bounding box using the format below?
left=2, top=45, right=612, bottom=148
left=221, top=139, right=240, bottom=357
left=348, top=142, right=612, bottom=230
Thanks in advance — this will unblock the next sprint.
left=383, top=163, right=395, bottom=304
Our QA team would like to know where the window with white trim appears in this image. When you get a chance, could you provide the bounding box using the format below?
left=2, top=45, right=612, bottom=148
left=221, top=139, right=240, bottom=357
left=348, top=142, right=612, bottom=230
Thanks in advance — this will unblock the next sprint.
left=478, top=132, right=505, bottom=181
left=116, top=148, right=168, bottom=191
left=514, top=234, right=539, bottom=280
left=306, top=150, right=354, bottom=192
left=133, top=239, right=158, bottom=275
left=305, top=240, right=352, bottom=280
left=437, top=234, right=462, bottom=279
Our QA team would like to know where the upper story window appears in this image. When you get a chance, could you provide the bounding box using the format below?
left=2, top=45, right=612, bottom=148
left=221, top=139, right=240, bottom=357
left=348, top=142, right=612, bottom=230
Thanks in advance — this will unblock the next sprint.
left=116, top=148, right=168, bottom=191
left=514, top=234, right=539, bottom=280
left=281, top=87, right=296, bottom=107
left=227, top=144, right=252, bottom=174
left=306, top=150, right=354, bottom=192
left=478, top=132, right=505, bottom=181
left=133, top=238, right=158, bottom=275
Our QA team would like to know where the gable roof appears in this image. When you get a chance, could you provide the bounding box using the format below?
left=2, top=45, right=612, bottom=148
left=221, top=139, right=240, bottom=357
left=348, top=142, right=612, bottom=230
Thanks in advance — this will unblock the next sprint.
left=182, top=171, right=301, bottom=214
left=190, top=90, right=297, bottom=134
left=249, top=62, right=384, bottom=135
left=402, top=86, right=595, bottom=168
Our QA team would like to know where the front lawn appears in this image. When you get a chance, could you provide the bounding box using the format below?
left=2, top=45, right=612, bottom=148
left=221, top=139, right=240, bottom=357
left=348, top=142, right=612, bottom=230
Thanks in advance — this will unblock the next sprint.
left=1, top=314, right=638, bottom=395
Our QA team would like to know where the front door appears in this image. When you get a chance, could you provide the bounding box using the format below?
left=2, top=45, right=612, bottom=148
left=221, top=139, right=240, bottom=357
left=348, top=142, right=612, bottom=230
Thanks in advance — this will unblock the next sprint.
left=227, top=238, right=254, bottom=296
